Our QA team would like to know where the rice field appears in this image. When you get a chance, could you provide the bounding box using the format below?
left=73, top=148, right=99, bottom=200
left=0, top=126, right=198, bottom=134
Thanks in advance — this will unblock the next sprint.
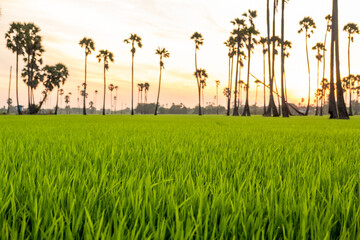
left=0, top=115, right=360, bottom=239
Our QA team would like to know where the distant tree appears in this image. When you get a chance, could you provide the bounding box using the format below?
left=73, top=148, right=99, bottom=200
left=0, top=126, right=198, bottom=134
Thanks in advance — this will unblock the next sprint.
left=343, top=23, right=359, bottom=116
left=194, top=69, right=208, bottom=114
left=79, top=37, right=95, bottom=115
left=215, top=80, right=220, bottom=114
left=298, top=17, right=316, bottom=115
left=7, top=66, right=12, bottom=114
left=242, top=10, right=259, bottom=116
left=52, top=64, right=69, bottom=115
left=114, top=86, right=118, bottom=112
left=312, top=42, right=325, bottom=115
left=190, top=32, right=204, bottom=116
left=144, top=82, right=150, bottom=104
left=96, top=50, right=114, bottom=115
left=320, top=78, right=329, bottom=114
left=5, top=22, right=25, bottom=114
left=254, top=80, right=261, bottom=106
left=231, top=18, right=246, bottom=116
left=59, top=88, right=64, bottom=108
left=108, top=84, right=115, bottom=113
left=224, top=36, right=236, bottom=116
left=124, top=34, right=142, bottom=115
left=154, top=47, right=170, bottom=115
left=94, top=90, right=98, bottom=108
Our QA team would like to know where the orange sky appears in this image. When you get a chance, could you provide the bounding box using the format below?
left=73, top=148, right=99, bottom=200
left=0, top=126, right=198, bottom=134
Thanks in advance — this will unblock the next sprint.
left=0, top=0, right=359, bottom=109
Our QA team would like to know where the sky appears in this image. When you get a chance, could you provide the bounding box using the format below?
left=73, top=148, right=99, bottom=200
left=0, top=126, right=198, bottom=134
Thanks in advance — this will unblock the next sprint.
left=0, top=0, right=359, bottom=109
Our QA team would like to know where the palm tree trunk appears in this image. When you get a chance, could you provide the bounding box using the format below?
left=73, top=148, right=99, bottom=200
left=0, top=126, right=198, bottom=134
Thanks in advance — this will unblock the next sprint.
left=195, top=47, right=202, bottom=116
left=281, top=0, right=290, bottom=117
left=316, top=58, right=320, bottom=115
left=334, top=0, right=349, bottom=119
left=266, top=0, right=279, bottom=117
left=83, top=53, right=87, bottom=115
left=305, top=30, right=311, bottom=115
left=27, top=56, right=31, bottom=111
left=103, top=64, right=106, bottom=115
left=131, top=54, right=134, bottom=115
left=227, top=55, right=231, bottom=116
left=329, top=1, right=337, bottom=118
left=233, top=42, right=240, bottom=116
left=321, top=24, right=329, bottom=117
left=154, top=63, right=162, bottom=115
left=263, top=51, right=266, bottom=115
left=55, top=87, right=59, bottom=115
left=16, top=54, right=21, bottom=115
left=242, top=35, right=251, bottom=116
left=7, top=66, right=12, bottom=114
left=347, top=36, right=353, bottom=116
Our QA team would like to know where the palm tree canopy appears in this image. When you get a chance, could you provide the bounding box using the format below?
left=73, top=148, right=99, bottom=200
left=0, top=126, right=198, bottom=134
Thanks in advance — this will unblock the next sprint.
left=155, top=47, right=170, bottom=68
left=194, top=68, right=208, bottom=80
left=124, top=33, right=142, bottom=54
left=144, top=82, right=150, bottom=90
left=96, top=50, right=114, bottom=71
left=42, top=63, right=69, bottom=91
left=190, top=32, right=204, bottom=49
left=5, top=22, right=25, bottom=54
left=343, top=23, right=360, bottom=42
left=108, top=84, right=115, bottom=91
left=298, top=17, right=317, bottom=37
left=79, top=37, right=95, bottom=56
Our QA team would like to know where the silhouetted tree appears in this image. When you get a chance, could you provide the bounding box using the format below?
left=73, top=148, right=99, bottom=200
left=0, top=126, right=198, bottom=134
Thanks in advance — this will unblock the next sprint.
left=79, top=37, right=95, bottom=115
left=194, top=69, right=208, bottom=114
left=96, top=50, right=114, bottom=115
left=343, top=23, right=359, bottom=116
left=154, top=47, right=170, bottom=115
left=312, top=42, right=325, bottom=115
left=5, top=22, right=24, bottom=114
left=124, top=34, right=142, bottom=115
left=224, top=36, right=236, bottom=116
left=190, top=32, right=204, bottom=116
left=259, top=37, right=268, bottom=115
left=298, top=17, right=316, bottom=115
left=52, top=64, right=69, bottom=115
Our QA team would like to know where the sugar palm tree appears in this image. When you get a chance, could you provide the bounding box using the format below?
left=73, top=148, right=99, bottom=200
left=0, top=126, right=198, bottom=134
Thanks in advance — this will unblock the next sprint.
left=190, top=32, right=204, bottom=115
left=79, top=37, right=95, bottom=115
left=231, top=18, right=246, bottom=116
left=194, top=69, right=208, bottom=114
left=124, top=34, right=142, bottom=115
left=114, top=86, right=118, bottom=112
left=7, top=66, right=12, bottom=114
left=343, top=23, right=359, bottom=116
left=154, top=47, right=170, bottom=115
left=242, top=10, right=259, bottom=117
left=5, top=22, right=25, bottom=115
left=329, top=0, right=348, bottom=119
left=259, top=37, right=268, bottom=115
left=94, top=90, right=98, bottom=109
left=320, top=78, right=329, bottom=114
left=215, top=80, right=220, bottom=114
left=224, top=36, right=236, bottom=116
left=53, top=64, right=69, bottom=115
left=108, top=84, right=115, bottom=113
left=254, top=80, right=261, bottom=106
left=59, top=88, right=64, bottom=108
left=96, top=50, right=114, bottom=115
left=312, top=42, right=325, bottom=115
left=320, top=15, right=332, bottom=116
left=298, top=17, right=316, bottom=116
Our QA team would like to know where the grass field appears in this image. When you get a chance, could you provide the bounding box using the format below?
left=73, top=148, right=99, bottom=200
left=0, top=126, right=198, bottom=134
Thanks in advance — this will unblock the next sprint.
left=0, top=115, right=360, bottom=239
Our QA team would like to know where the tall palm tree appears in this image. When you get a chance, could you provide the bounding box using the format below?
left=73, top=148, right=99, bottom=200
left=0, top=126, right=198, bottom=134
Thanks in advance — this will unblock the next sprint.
left=242, top=10, right=259, bottom=117
left=124, top=34, right=142, bottom=115
left=254, top=80, right=261, bottom=106
left=343, top=23, right=359, bottom=116
left=320, top=15, right=332, bottom=116
left=5, top=22, right=25, bottom=115
left=312, top=43, right=325, bottom=115
left=96, top=50, right=114, bottom=115
left=79, top=37, right=95, bottom=115
left=190, top=32, right=204, bottom=115
left=259, top=37, right=268, bottom=115
left=298, top=17, right=316, bottom=115
left=329, top=0, right=348, bottom=119
left=280, top=0, right=291, bottom=117
left=231, top=18, right=246, bottom=116
left=154, top=47, right=170, bottom=115
left=59, top=88, right=64, bottom=108
left=53, top=64, right=69, bottom=115
left=224, top=36, right=236, bottom=116
left=108, top=84, right=115, bottom=113
left=320, top=78, right=329, bottom=114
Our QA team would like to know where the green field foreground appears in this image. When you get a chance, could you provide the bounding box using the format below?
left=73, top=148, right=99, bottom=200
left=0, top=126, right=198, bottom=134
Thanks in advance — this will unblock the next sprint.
left=1, top=115, right=360, bottom=239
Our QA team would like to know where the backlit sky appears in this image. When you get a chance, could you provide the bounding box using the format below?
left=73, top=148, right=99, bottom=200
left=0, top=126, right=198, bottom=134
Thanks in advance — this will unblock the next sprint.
left=0, top=0, right=359, bottom=109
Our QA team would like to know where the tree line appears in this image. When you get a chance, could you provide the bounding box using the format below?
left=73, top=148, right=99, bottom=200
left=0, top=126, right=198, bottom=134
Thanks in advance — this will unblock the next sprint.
left=4, top=0, right=358, bottom=119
